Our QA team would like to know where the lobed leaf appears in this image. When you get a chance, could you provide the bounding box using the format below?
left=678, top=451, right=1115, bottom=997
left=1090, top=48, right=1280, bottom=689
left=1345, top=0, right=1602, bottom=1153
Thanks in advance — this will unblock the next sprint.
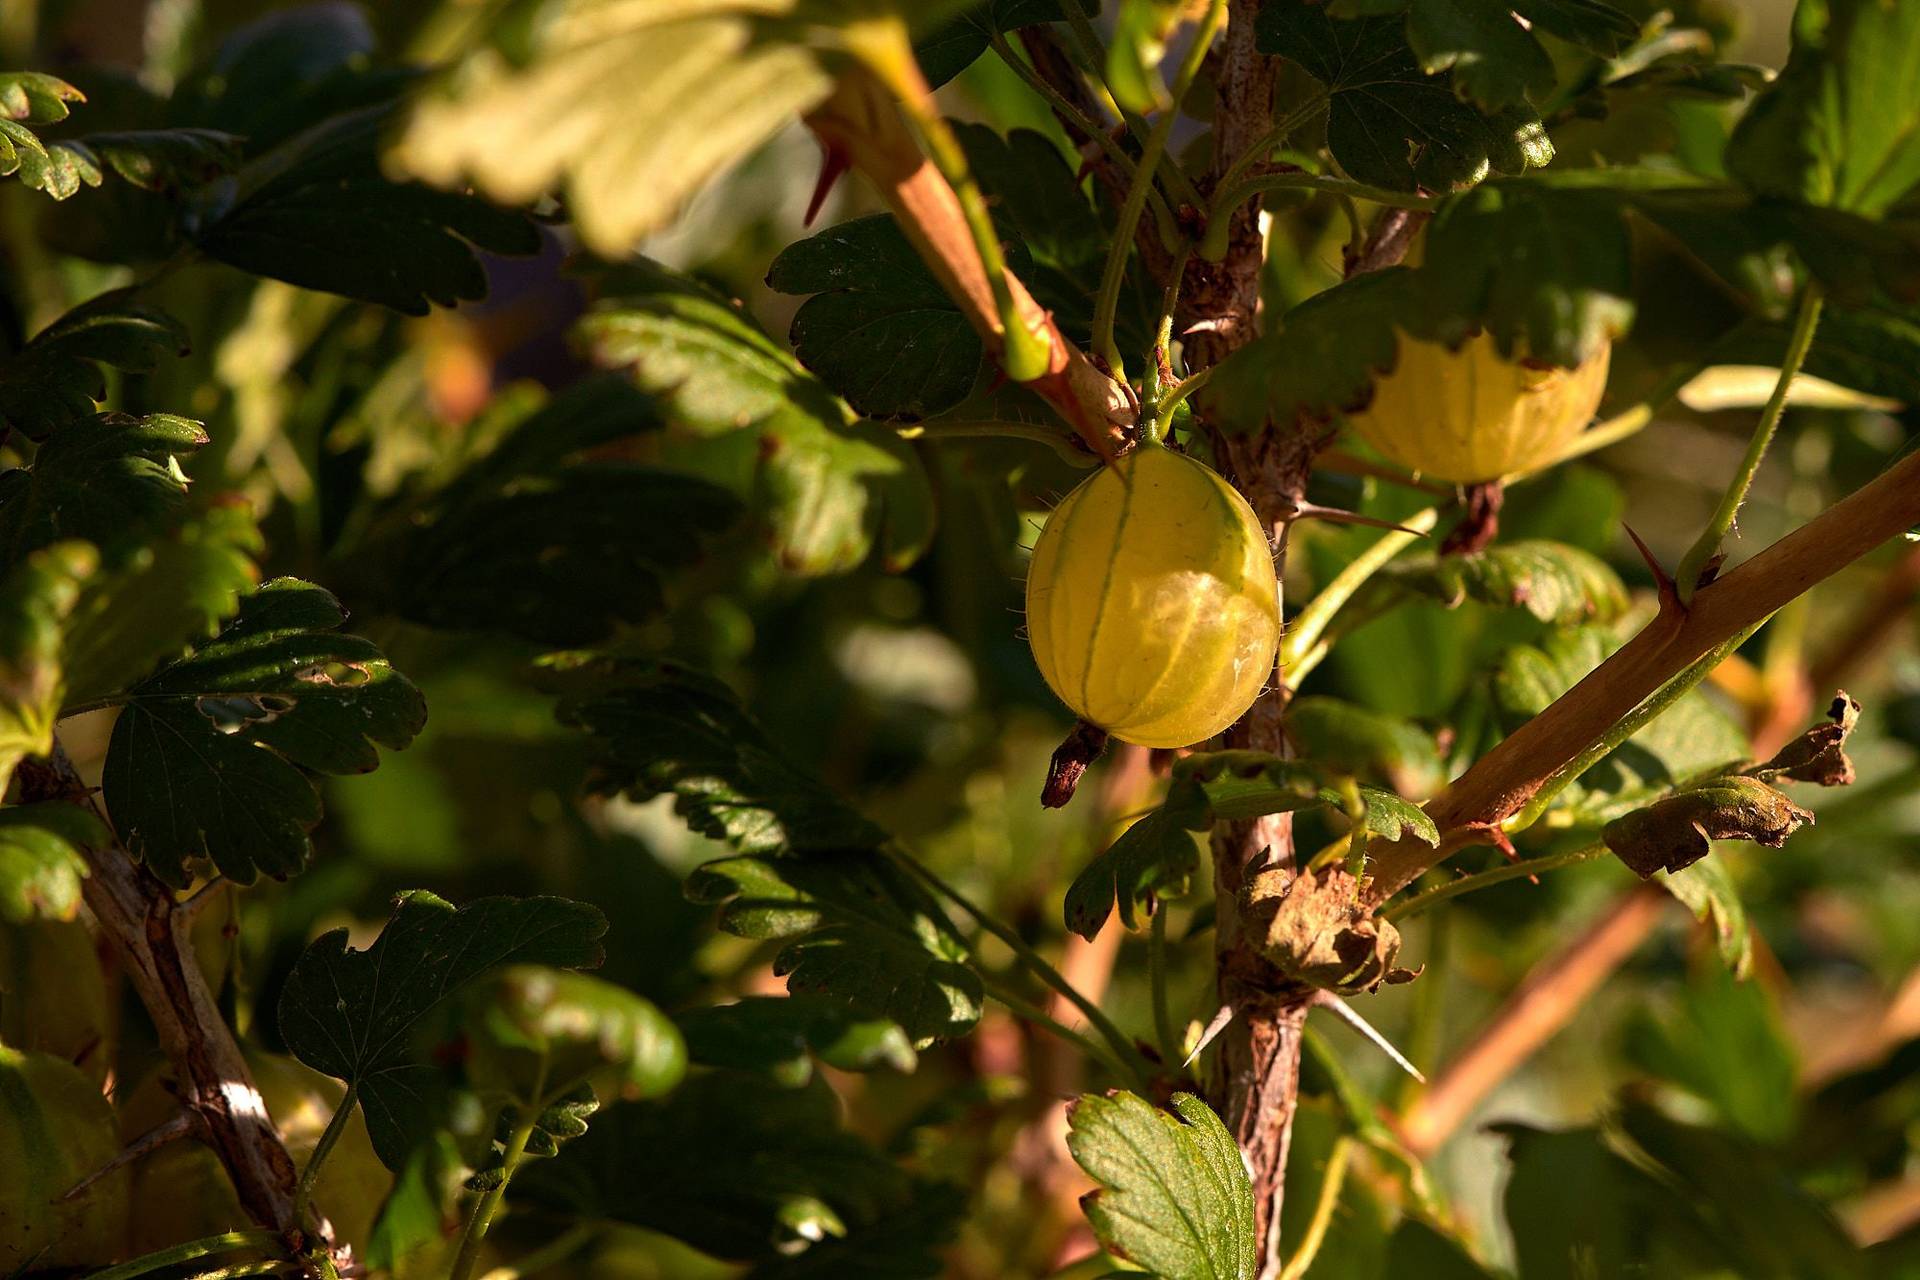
left=0, top=413, right=207, bottom=568
left=1383, top=539, right=1629, bottom=626
left=680, top=994, right=917, bottom=1085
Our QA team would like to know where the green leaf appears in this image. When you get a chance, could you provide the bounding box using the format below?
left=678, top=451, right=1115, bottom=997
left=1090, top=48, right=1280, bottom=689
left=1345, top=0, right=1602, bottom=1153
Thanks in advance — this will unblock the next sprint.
left=515, top=1070, right=944, bottom=1265
left=1255, top=2, right=1551, bottom=192
left=102, top=578, right=426, bottom=886
left=1108, top=0, right=1185, bottom=113
left=0, top=290, right=189, bottom=441
left=749, top=1181, right=966, bottom=1279
left=1382, top=1217, right=1500, bottom=1278
left=0, top=801, right=105, bottom=923
left=193, top=104, right=539, bottom=314
left=0, top=72, right=85, bottom=125
left=1498, top=1121, right=1666, bottom=1278
left=1064, top=808, right=1203, bottom=940
left=169, top=3, right=391, bottom=153
left=394, top=1, right=850, bottom=258
left=1358, top=785, right=1439, bottom=845
left=914, top=1, right=1072, bottom=89
left=687, top=853, right=983, bottom=1045
left=0, top=75, right=102, bottom=201
left=1626, top=957, right=1793, bottom=1139
left=1406, top=0, right=1555, bottom=112
left=767, top=214, right=992, bottom=421
left=466, top=966, right=686, bottom=1104
left=1657, top=856, right=1753, bottom=977
left=680, top=994, right=917, bottom=1085
left=0, top=413, right=207, bottom=565
left=81, top=128, right=243, bottom=192
left=1726, top=0, right=1920, bottom=218
left=59, top=504, right=260, bottom=709
left=1066, top=1090, right=1257, bottom=1280
left=556, top=660, right=885, bottom=855
left=275, top=889, right=607, bottom=1169
left=1383, top=540, right=1629, bottom=625
left=1602, top=776, right=1812, bottom=877
left=1286, top=696, right=1446, bottom=797
left=0, top=544, right=95, bottom=797
left=580, top=258, right=935, bottom=575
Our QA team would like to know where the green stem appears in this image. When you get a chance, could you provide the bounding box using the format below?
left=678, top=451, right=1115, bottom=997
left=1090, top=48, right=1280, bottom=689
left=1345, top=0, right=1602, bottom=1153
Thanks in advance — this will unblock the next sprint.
left=1147, top=366, right=1211, bottom=442
left=1090, top=0, right=1227, bottom=385
left=856, top=22, right=1052, bottom=383
left=1282, top=506, right=1441, bottom=669
left=890, top=846, right=1148, bottom=1078
left=1202, top=168, right=1433, bottom=261
left=1381, top=843, right=1609, bottom=924
left=448, top=1098, right=545, bottom=1280
left=292, top=1079, right=356, bottom=1227
left=1502, top=619, right=1768, bottom=835
left=1674, top=284, right=1825, bottom=601
left=1148, top=907, right=1179, bottom=1069
left=1199, top=94, right=1333, bottom=260
left=1301, top=1028, right=1442, bottom=1218
left=987, top=31, right=1181, bottom=250
left=87, top=1232, right=288, bottom=1280
left=1278, top=1135, right=1354, bottom=1280
left=1057, top=0, right=1203, bottom=208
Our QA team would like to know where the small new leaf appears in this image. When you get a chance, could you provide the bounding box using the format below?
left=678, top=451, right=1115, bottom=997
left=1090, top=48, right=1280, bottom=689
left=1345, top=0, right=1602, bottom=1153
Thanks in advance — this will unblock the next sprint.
left=102, top=578, right=425, bottom=886
left=0, top=74, right=101, bottom=201
left=276, top=890, right=607, bottom=1169
left=1358, top=786, right=1439, bottom=846
left=1067, top=1091, right=1257, bottom=1280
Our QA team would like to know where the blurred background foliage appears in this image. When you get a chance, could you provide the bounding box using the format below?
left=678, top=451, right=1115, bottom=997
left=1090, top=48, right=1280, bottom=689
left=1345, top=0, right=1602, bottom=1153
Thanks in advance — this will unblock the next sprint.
left=2, top=0, right=1918, bottom=1276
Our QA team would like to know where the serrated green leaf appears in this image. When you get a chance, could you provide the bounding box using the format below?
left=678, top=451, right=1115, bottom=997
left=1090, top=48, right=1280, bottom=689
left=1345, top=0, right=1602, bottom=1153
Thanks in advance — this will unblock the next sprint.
left=1255, top=2, right=1549, bottom=192
left=1358, top=785, right=1439, bottom=845
left=0, top=72, right=85, bottom=125
left=0, top=801, right=105, bottom=924
left=0, top=84, right=103, bottom=200
left=0, top=413, right=207, bottom=566
left=580, top=259, right=935, bottom=574
left=680, top=994, right=917, bottom=1085
left=0, top=290, right=189, bottom=441
left=1407, top=0, right=1555, bottom=112
left=1726, top=0, right=1920, bottom=218
left=688, top=853, right=982, bottom=1045
left=1383, top=539, right=1629, bottom=625
left=515, top=1070, right=939, bottom=1264
left=466, top=966, right=685, bottom=1104
left=1064, top=808, right=1202, bottom=940
left=0, top=544, right=95, bottom=797
left=102, top=577, right=425, bottom=886
left=276, top=889, right=607, bottom=1169
left=1067, top=1091, right=1256, bottom=1280
left=82, top=128, right=243, bottom=192
left=59, top=504, right=260, bottom=709
left=193, top=104, right=539, bottom=315
left=767, top=214, right=991, bottom=420
left=556, top=660, right=884, bottom=854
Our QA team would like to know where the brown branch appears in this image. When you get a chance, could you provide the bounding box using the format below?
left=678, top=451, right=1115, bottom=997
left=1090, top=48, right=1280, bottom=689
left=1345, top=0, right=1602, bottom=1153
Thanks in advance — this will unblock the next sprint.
left=805, top=70, right=1131, bottom=458
left=1365, top=445, right=1920, bottom=906
left=1396, top=881, right=1669, bottom=1156
left=16, top=746, right=316, bottom=1254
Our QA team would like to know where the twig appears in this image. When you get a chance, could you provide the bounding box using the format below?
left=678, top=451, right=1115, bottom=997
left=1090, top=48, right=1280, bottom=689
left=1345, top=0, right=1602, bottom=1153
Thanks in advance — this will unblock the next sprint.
left=1381, top=844, right=1609, bottom=924
left=1674, top=284, right=1825, bottom=599
left=1281, top=506, right=1441, bottom=670
left=1203, top=171, right=1432, bottom=262
left=61, top=1109, right=202, bottom=1201
left=86, top=1230, right=290, bottom=1280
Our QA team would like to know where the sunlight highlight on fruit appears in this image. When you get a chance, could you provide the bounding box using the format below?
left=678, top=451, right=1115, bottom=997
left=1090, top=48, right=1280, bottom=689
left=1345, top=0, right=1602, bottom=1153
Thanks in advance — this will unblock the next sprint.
left=1026, top=444, right=1279, bottom=748
left=1346, top=331, right=1612, bottom=484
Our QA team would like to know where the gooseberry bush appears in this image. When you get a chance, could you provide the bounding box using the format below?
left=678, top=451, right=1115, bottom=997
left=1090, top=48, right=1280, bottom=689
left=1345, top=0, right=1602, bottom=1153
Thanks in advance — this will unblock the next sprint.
left=2, top=0, right=1920, bottom=1276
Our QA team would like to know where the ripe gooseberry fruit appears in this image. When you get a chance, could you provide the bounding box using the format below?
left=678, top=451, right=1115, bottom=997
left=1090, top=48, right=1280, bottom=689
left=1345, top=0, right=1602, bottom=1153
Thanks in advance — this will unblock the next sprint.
left=1025, top=443, right=1279, bottom=748
left=1344, top=330, right=1611, bottom=484
left=1, top=1045, right=128, bottom=1271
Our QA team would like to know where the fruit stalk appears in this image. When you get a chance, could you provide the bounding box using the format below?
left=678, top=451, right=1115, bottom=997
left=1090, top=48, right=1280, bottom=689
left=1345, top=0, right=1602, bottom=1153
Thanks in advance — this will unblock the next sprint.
left=15, top=746, right=310, bottom=1252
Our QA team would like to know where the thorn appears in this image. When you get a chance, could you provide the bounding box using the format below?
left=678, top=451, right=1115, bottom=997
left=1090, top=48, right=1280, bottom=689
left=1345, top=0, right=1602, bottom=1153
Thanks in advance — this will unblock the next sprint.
left=1283, top=500, right=1431, bottom=535
left=805, top=142, right=850, bottom=227
left=1623, top=523, right=1684, bottom=620
left=61, top=1110, right=202, bottom=1201
left=1311, top=991, right=1426, bottom=1083
left=1184, top=1003, right=1236, bottom=1068
left=177, top=875, right=228, bottom=921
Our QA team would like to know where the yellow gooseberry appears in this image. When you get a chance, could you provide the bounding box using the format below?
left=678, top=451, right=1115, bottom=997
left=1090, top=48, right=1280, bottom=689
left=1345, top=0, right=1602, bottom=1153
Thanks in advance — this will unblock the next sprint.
left=1345, top=330, right=1611, bottom=484
left=1025, top=443, right=1279, bottom=748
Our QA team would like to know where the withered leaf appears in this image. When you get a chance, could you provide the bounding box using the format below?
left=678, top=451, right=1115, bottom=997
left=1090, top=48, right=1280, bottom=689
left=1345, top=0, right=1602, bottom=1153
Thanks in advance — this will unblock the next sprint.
left=1603, top=777, right=1814, bottom=877
left=1753, top=691, right=1860, bottom=787
left=1243, top=865, right=1417, bottom=995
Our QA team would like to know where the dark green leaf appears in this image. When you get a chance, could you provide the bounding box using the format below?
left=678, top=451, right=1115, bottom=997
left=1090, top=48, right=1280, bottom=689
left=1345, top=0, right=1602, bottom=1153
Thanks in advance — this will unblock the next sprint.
left=1255, top=3, right=1551, bottom=192
left=1626, top=957, right=1793, bottom=1138
left=750, top=1181, right=966, bottom=1279
left=102, top=578, right=426, bottom=886
left=1498, top=1121, right=1667, bottom=1278
left=580, top=258, right=935, bottom=574
left=275, top=889, right=607, bottom=1169
left=0, top=544, right=95, bottom=796
left=767, top=214, right=990, bottom=421
left=1287, top=696, right=1445, bottom=796
left=1201, top=268, right=1412, bottom=429
left=680, top=994, right=917, bottom=1085
left=555, top=660, right=885, bottom=855
left=1066, top=1091, right=1257, bottom=1280
left=81, top=128, right=243, bottom=192
left=1726, top=0, right=1920, bottom=218
left=687, top=853, right=982, bottom=1045
left=515, top=1071, right=931, bottom=1263
left=170, top=3, right=389, bottom=153
left=1064, top=808, right=1202, bottom=940
left=1383, top=540, right=1628, bottom=625
left=0, top=801, right=105, bottom=924
left=1406, top=0, right=1555, bottom=112
left=1382, top=1217, right=1500, bottom=1278
left=0, top=413, right=206, bottom=564
left=193, top=104, right=539, bottom=314
left=915, top=2, right=1071, bottom=88
left=0, top=290, right=189, bottom=440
